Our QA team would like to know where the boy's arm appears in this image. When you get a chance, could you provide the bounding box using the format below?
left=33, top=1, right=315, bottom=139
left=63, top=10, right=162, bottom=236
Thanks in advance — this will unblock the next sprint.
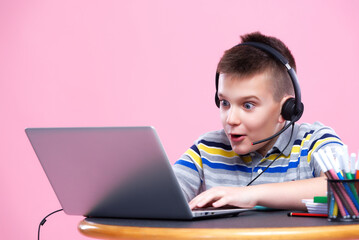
left=189, top=173, right=326, bottom=211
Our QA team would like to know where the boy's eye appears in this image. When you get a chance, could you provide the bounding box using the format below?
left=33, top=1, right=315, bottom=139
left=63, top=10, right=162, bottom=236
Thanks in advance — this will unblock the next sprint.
left=243, top=102, right=254, bottom=110
left=220, top=100, right=230, bottom=107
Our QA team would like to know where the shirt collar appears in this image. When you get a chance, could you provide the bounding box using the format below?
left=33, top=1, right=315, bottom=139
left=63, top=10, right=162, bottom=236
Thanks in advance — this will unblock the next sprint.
left=267, top=122, right=298, bottom=157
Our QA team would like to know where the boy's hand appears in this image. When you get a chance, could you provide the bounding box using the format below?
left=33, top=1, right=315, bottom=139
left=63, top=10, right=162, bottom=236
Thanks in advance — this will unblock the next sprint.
left=189, top=176, right=327, bottom=211
left=188, top=186, right=257, bottom=210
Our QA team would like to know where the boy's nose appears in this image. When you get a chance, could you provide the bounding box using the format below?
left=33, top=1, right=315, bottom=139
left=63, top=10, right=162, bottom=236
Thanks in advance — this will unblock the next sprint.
left=226, top=107, right=241, bottom=125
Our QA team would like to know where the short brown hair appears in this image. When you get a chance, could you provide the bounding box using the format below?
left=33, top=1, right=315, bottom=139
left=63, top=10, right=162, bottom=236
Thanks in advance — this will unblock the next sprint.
left=216, top=32, right=296, bottom=101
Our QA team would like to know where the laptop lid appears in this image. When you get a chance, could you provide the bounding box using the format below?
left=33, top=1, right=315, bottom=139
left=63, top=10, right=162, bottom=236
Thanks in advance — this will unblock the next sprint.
left=26, top=126, right=248, bottom=220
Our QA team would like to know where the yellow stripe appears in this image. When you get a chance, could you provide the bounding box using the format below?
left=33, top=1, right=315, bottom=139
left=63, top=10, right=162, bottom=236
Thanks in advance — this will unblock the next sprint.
left=241, top=155, right=252, bottom=164
left=260, top=144, right=301, bottom=162
left=308, top=137, right=343, bottom=162
left=291, top=145, right=301, bottom=154
left=301, top=133, right=312, bottom=148
left=195, top=141, right=303, bottom=165
left=198, top=143, right=238, bottom=158
left=185, top=149, right=203, bottom=169
left=260, top=153, right=286, bottom=162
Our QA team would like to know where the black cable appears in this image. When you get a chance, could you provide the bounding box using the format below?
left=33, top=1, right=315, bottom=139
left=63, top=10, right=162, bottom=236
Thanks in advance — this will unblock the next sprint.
left=37, top=209, right=63, bottom=240
left=247, top=123, right=295, bottom=186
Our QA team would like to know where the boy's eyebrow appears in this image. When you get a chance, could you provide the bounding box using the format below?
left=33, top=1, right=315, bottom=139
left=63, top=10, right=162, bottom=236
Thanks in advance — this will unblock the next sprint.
left=217, top=92, right=260, bottom=101
left=217, top=93, right=224, bottom=98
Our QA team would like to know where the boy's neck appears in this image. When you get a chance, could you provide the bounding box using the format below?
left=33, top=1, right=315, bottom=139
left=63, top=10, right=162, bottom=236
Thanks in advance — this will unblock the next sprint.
left=256, top=136, right=279, bottom=157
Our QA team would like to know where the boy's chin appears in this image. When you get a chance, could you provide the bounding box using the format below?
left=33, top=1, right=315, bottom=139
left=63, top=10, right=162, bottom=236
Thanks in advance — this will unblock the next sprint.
left=230, top=145, right=253, bottom=156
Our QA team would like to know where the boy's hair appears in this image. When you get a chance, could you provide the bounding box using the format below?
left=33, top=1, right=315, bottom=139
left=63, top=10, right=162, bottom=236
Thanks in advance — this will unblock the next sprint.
left=216, top=32, right=296, bottom=102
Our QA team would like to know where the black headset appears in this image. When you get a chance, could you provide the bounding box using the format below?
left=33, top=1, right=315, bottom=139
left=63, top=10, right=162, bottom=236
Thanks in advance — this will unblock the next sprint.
left=215, top=42, right=304, bottom=145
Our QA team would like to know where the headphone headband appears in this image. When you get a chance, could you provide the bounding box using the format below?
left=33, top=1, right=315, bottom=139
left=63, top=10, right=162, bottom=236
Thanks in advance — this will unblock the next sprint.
left=215, top=41, right=304, bottom=122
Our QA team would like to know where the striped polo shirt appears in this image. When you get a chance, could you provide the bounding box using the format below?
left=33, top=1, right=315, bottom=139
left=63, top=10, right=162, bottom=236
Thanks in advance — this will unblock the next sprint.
left=173, top=121, right=343, bottom=202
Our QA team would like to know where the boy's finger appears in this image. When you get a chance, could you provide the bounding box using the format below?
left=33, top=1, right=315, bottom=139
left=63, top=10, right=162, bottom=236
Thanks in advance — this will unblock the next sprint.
left=212, top=197, right=228, bottom=208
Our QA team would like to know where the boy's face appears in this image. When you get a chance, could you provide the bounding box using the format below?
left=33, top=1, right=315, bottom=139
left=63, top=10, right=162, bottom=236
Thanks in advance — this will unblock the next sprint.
left=217, top=72, right=286, bottom=156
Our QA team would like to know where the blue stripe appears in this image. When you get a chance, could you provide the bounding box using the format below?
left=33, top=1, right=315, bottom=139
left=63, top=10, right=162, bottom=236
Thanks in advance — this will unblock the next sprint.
left=174, top=160, right=198, bottom=172
left=198, top=139, right=232, bottom=151
left=202, top=156, right=301, bottom=174
left=312, top=170, right=316, bottom=177
left=290, top=130, right=314, bottom=151
left=202, top=157, right=252, bottom=172
left=303, top=130, right=315, bottom=139
left=253, top=158, right=300, bottom=173
left=300, top=149, right=308, bottom=157
left=316, top=141, right=343, bottom=150
left=308, top=134, right=342, bottom=151
left=190, top=144, right=200, bottom=155
left=293, top=139, right=302, bottom=146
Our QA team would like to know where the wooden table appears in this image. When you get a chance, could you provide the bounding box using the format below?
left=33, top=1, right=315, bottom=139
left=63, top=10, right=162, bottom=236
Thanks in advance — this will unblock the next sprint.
left=78, top=210, right=359, bottom=239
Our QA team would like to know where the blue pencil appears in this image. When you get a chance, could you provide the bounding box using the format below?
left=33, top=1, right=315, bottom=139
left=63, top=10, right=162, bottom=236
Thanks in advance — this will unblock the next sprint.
left=329, top=194, right=335, bottom=218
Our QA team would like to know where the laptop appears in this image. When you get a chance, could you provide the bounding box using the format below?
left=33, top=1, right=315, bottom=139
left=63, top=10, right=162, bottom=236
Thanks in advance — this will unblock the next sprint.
left=26, top=126, right=250, bottom=220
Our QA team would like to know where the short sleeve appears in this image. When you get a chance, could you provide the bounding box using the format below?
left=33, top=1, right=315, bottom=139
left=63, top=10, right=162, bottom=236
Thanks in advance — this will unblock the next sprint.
left=305, top=122, right=343, bottom=177
left=172, top=143, right=204, bottom=202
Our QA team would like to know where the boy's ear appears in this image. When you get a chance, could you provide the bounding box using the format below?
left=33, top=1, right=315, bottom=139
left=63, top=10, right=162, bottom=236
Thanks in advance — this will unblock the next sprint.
left=278, top=95, right=294, bottom=123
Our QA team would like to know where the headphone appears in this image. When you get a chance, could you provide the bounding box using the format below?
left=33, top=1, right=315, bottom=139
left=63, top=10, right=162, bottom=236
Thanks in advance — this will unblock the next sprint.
left=215, top=42, right=304, bottom=145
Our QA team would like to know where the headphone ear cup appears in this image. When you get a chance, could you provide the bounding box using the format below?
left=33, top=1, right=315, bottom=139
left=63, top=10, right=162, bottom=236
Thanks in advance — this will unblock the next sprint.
left=215, top=72, right=220, bottom=108
left=215, top=93, right=220, bottom=107
left=281, top=98, right=296, bottom=121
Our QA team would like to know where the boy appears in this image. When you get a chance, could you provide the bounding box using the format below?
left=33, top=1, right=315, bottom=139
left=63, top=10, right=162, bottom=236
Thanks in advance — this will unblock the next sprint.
left=173, top=32, right=342, bottom=211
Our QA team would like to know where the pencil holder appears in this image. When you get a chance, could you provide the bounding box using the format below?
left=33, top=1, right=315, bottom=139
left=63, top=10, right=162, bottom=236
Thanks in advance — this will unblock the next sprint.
left=327, top=179, right=359, bottom=221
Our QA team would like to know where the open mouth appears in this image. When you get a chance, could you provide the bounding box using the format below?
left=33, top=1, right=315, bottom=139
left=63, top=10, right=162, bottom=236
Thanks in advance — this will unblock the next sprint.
left=231, top=134, right=242, bottom=138
left=230, top=134, right=245, bottom=142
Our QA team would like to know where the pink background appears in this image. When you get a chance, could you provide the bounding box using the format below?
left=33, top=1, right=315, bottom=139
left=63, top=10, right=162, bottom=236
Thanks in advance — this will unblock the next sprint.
left=1, top=0, right=359, bottom=239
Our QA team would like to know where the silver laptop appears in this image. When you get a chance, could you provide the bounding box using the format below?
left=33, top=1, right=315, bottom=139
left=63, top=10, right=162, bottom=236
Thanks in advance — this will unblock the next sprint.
left=26, top=126, right=249, bottom=220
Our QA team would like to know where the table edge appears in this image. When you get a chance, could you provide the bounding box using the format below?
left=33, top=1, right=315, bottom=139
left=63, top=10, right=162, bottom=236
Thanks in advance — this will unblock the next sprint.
left=78, top=219, right=359, bottom=240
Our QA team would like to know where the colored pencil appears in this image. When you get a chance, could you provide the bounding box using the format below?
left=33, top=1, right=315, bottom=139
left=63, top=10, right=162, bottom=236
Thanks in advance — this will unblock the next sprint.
left=314, top=152, right=348, bottom=217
